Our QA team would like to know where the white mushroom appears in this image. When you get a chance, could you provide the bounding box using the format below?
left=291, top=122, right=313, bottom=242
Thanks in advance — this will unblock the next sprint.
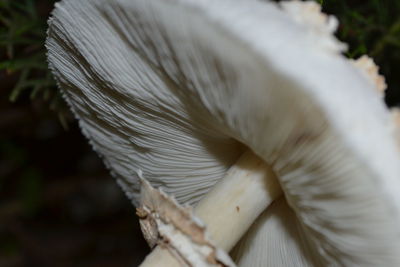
left=46, top=0, right=400, bottom=266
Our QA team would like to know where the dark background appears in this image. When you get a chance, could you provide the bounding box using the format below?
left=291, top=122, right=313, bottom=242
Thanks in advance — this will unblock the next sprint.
left=1, top=0, right=399, bottom=266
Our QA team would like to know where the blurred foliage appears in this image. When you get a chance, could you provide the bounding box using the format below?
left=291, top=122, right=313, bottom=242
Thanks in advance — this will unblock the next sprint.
left=0, top=0, right=69, bottom=128
left=321, top=0, right=400, bottom=106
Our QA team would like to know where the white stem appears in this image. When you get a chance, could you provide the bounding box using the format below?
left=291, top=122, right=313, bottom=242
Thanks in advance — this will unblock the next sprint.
left=139, top=246, right=182, bottom=266
left=195, top=150, right=282, bottom=251
left=139, top=150, right=282, bottom=266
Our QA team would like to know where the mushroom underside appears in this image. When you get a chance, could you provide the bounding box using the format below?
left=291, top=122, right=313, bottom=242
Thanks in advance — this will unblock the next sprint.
left=47, top=0, right=400, bottom=265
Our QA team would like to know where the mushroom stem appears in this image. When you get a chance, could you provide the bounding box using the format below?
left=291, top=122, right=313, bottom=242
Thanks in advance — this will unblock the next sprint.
left=195, top=150, right=282, bottom=251
left=140, top=150, right=282, bottom=266
left=139, top=246, right=182, bottom=267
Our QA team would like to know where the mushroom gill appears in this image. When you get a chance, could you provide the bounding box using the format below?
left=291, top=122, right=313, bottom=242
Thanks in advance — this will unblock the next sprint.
left=46, top=0, right=400, bottom=265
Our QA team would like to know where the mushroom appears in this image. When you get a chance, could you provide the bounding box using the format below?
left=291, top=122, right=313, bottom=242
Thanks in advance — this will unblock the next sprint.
left=46, top=0, right=400, bottom=266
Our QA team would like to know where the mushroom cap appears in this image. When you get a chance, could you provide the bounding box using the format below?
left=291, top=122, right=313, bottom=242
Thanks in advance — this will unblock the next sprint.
left=46, top=0, right=400, bottom=265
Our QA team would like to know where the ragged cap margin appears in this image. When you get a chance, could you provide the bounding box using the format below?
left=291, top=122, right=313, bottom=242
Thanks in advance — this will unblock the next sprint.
left=137, top=173, right=235, bottom=267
